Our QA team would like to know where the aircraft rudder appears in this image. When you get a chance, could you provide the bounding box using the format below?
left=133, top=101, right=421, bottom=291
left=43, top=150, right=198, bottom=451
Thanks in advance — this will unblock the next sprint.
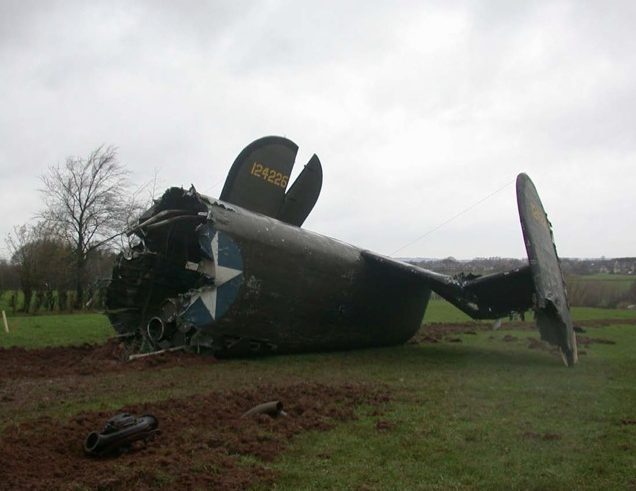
left=516, top=173, right=577, bottom=366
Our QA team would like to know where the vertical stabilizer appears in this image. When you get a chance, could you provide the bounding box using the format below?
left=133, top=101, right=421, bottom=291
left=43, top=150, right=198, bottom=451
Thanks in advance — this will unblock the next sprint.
left=220, top=136, right=298, bottom=217
left=517, top=173, right=577, bottom=366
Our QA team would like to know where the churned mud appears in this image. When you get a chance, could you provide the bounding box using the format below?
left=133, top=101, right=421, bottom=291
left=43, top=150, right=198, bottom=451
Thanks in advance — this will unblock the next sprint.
left=0, top=319, right=630, bottom=490
left=0, top=379, right=389, bottom=490
left=0, top=339, right=390, bottom=490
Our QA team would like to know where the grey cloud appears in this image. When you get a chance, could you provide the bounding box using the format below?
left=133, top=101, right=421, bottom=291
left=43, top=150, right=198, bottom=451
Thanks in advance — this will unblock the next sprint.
left=1, top=0, right=635, bottom=259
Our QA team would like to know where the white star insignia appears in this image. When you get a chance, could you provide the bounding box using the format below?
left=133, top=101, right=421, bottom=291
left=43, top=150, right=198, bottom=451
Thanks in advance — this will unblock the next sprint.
left=197, top=232, right=242, bottom=320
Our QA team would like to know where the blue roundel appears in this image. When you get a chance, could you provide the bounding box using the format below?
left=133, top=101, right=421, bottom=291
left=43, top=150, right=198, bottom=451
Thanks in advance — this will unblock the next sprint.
left=182, top=224, right=244, bottom=325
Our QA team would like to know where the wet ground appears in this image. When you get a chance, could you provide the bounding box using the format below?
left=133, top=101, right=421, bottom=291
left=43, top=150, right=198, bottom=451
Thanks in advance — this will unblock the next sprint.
left=0, top=367, right=389, bottom=490
left=0, top=319, right=631, bottom=490
left=0, top=339, right=391, bottom=490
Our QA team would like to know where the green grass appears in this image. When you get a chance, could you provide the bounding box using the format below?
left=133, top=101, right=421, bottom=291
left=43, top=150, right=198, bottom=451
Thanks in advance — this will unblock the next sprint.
left=571, top=306, right=636, bottom=322
left=259, top=323, right=636, bottom=491
left=566, top=275, right=635, bottom=308
left=574, top=274, right=634, bottom=282
left=0, top=313, right=112, bottom=348
left=423, top=299, right=476, bottom=323
left=2, top=304, right=636, bottom=490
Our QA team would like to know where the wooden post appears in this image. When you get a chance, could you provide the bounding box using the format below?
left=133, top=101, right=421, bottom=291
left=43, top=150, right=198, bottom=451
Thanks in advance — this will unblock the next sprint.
left=2, top=310, right=8, bottom=333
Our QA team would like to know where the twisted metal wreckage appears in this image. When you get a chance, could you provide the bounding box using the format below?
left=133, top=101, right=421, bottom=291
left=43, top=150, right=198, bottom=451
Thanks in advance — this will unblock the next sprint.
left=105, top=136, right=577, bottom=366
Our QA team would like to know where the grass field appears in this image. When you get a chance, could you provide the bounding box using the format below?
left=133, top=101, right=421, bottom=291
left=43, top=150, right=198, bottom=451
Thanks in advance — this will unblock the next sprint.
left=1, top=301, right=635, bottom=490
left=573, top=274, right=634, bottom=281
left=566, top=274, right=635, bottom=308
left=0, top=313, right=112, bottom=348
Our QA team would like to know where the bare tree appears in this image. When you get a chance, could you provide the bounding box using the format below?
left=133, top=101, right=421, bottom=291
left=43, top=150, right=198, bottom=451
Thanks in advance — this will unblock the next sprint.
left=39, top=145, right=139, bottom=308
left=6, top=224, right=41, bottom=312
left=0, top=258, right=14, bottom=298
left=5, top=223, right=70, bottom=312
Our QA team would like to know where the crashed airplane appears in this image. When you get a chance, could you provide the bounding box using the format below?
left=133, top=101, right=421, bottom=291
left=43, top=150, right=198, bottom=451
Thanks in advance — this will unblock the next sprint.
left=105, top=136, right=577, bottom=366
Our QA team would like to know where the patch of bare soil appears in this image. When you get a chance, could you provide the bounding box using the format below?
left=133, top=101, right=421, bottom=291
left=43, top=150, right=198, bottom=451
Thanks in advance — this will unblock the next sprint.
left=1, top=318, right=632, bottom=380
left=410, top=318, right=636, bottom=346
left=0, top=339, right=218, bottom=379
left=576, top=336, right=617, bottom=347
left=409, top=322, right=490, bottom=344
left=0, top=383, right=389, bottom=491
left=0, top=339, right=390, bottom=490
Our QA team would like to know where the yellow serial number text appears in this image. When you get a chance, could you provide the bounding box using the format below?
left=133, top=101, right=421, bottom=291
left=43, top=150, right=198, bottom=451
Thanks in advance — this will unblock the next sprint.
left=250, top=162, right=289, bottom=188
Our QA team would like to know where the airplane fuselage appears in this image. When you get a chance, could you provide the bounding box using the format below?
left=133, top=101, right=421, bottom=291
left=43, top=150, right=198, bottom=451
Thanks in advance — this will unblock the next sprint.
left=107, top=190, right=431, bottom=356
left=106, top=136, right=577, bottom=365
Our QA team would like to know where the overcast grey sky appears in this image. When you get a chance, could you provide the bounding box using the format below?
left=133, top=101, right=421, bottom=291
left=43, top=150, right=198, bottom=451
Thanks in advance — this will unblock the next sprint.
left=1, top=0, right=634, bottom=260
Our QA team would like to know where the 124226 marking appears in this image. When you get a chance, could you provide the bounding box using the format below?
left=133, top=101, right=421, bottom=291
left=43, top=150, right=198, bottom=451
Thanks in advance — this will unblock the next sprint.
left=250, top=162, right=289, bottom=188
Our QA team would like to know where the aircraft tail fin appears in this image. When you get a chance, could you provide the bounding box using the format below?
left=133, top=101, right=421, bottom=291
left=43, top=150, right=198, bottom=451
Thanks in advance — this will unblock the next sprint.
left=220, top=136, right=322, bottom=227
left=361, top=173, right=577, bottom=366
left=450, top=173, right=577, bottom=365
left=220, top=136, right=298, bottom=218
left=277, top=154, right=323, bottom=227
left=516, top=173, right=577, bottom=366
